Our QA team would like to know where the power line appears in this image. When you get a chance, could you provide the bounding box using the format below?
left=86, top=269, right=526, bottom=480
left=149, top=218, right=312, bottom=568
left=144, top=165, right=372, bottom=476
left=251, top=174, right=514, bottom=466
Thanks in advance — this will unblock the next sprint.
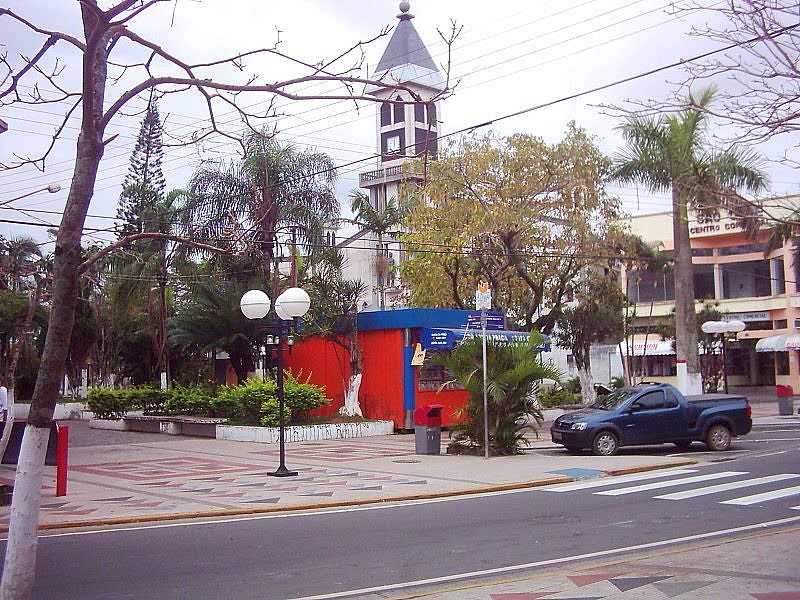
left=0, top=0, right=684, bottom=194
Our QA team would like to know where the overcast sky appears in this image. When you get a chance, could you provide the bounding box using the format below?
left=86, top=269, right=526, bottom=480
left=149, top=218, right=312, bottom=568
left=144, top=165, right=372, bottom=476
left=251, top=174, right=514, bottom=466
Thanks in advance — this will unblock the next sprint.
left=0, top=0, right=797, bottom=247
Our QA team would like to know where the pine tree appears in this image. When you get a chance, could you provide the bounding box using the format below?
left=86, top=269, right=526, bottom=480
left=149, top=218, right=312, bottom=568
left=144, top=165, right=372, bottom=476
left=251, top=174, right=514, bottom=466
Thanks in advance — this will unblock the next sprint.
left=115, top=99, right=166, bottom=238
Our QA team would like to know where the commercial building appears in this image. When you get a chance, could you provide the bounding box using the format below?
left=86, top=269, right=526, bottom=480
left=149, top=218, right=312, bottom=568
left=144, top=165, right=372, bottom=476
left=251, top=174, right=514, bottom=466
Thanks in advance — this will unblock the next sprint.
left=621, top=200, right=800, bottom=391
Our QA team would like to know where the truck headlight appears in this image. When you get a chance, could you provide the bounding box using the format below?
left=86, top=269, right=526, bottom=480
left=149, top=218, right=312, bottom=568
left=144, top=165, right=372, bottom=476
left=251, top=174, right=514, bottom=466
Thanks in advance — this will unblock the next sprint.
left=570, top=422, right=589, bottom=430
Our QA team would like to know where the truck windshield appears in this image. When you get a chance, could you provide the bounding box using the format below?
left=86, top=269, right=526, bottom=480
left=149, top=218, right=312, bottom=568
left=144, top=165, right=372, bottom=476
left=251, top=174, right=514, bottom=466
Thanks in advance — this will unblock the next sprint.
left=591, top=389, right=636, bottom=410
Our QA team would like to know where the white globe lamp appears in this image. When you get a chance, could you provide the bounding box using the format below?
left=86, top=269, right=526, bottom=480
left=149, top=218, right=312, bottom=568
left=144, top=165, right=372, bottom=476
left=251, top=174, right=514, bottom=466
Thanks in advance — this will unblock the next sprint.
left=274, top=298, right=291, bottom=321
left=725, top=320, right=746, bottom=333
left=275, top=287, right=311, bottom=319
left=240, top=289, right=271, bottom=320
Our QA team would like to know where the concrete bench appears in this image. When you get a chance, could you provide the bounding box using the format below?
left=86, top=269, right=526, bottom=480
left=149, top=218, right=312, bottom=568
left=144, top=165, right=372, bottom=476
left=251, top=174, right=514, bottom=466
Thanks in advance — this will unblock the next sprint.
left=123, top=415, right=227, bottom=438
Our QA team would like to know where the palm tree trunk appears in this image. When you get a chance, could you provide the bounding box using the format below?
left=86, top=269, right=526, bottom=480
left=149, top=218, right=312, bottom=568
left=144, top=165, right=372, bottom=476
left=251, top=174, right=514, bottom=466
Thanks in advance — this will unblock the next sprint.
left=378, top=232, right=384, bottom=310
left=671, top=185, right=700, bottom=386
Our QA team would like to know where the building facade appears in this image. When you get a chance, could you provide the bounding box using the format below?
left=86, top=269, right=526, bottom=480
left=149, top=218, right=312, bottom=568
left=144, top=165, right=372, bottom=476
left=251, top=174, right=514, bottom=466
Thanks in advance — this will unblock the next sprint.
left=622, top=201, right=800, bottom=391
left=338, top=1, right=444, bottom=310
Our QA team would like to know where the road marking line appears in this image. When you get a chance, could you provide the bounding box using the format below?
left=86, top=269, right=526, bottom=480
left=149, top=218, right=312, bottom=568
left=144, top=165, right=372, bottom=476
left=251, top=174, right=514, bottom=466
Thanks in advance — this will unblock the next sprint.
left=284, top=517, right=800, bottom=600
left=595, top=472, right=746, bottom=496
left=721, top=484, right=800, bottom=506
left=541, top=469, right=697, bottom=492
left=654, top=474, right=800, bottom=500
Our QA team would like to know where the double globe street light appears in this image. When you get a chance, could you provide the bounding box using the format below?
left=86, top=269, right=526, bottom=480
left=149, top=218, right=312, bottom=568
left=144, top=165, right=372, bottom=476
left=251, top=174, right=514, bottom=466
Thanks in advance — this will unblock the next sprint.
left=700, top=319, right=746, bottom=394
left=240, top=287, right=311, bottom=477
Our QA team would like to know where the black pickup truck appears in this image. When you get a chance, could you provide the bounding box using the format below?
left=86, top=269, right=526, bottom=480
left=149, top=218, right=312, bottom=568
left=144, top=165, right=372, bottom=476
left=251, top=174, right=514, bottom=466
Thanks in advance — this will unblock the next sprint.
left=550, top=383, right=752, bottom=456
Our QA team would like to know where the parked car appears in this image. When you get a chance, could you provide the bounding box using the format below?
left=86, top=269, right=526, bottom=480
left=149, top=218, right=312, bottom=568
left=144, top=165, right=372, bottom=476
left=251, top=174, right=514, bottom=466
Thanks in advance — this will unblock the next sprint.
left=550, top=383, right=752, bottom=456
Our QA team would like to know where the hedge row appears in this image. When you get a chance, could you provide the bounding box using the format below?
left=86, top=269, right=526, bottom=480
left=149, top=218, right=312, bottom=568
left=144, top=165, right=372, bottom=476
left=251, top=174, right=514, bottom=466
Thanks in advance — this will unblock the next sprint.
left=87, top=376, right=329, bottom=427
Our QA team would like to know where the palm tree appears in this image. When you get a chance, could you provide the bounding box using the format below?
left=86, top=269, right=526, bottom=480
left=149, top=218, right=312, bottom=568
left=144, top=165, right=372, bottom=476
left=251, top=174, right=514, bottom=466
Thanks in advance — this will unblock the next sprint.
left=170, top=279, right=263, bottom=384
left=0, top=236, right=41, bottom=292
left=349, top=190, right=407, bottom=309
left=434, top=332, right=562, bottom=456
left=185, top=133, right=338, bottom=291
left=613, top=86, right=767, bottom=387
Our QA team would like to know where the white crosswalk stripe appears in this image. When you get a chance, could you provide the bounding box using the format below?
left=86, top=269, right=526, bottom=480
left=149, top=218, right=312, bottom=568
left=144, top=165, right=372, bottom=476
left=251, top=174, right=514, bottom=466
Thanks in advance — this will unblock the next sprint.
left=654, top=474, right=800, bottom=500
left=595, top=472, right=747, bottom=496
left=720, top=484, right=800, bottom=506
left=542, top=469, right=698, bottom=492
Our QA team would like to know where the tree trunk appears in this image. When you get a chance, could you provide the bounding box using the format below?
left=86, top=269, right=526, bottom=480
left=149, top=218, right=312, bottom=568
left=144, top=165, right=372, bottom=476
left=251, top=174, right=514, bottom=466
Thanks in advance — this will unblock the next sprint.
left=340, top=328, right=363, bottom=417
left=377, top=232, right=385, bottom=310
left=1, top=12, right=110, bottom=596
left=575, top=344, right=596, bottom=405
left=671, top=186, right=700, bottom=382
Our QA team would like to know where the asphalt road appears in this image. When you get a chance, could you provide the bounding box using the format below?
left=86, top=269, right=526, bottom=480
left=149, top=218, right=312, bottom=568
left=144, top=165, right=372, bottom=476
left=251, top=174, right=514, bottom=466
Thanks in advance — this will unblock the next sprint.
left=5, top=423, right=800, bottom=600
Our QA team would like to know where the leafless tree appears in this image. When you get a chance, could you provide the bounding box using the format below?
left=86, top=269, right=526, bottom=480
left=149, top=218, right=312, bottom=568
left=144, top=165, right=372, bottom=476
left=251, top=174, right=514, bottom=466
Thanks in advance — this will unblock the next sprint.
left=0, top=2, right=457, bottom=597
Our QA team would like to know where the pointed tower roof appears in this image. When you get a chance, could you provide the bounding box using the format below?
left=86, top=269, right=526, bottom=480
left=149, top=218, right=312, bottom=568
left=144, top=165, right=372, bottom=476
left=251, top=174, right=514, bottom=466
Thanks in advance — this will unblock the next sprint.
left=370, top=2, right=445, bottom=93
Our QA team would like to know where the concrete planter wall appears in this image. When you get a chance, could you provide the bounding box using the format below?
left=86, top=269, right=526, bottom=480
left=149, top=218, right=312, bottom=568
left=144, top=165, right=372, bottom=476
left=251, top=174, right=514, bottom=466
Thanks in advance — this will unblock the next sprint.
left=89, top=418, right=130, bottom=431
left=13, top=402, right=87, bottom=420
left=217, top=420, right=394, bottom=444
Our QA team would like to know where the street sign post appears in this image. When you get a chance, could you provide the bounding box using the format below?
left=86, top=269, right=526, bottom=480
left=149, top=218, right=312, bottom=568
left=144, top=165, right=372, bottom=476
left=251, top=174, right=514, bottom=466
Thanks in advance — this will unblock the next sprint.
left=476, top=282, right=491, bottom=459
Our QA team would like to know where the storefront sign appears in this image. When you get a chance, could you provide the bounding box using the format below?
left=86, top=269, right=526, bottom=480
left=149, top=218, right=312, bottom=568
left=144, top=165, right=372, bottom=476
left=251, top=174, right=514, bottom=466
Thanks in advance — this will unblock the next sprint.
left=723, top=311, right=769, bottom=323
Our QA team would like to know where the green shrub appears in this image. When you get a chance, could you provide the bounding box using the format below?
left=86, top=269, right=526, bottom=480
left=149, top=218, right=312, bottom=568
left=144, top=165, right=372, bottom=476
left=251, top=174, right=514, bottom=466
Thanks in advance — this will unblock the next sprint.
left=564, top=376, right=581, bottom=394
left=87, top=388, right=130, bottom=420
left=259, top=397, right=291, bottom=427
left=164, top=386, right=213, bottom=416
left=610, top=376, right=626, bottom=389
left=127, top=387, right=168, bottom=415
left=214, top=378, right=276, bottom=423
left=538, top=386, right=580, bottom=408
left=283, top=376, right=329, bottom=420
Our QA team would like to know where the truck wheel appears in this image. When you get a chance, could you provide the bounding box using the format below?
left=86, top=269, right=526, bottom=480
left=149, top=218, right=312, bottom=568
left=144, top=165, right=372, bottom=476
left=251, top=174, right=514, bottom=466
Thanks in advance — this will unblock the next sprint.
left=706, top=424, right=732, bottom=451
left=673, top=440, right=692, bottom=451
left=592, top=431, right=619, bottom=456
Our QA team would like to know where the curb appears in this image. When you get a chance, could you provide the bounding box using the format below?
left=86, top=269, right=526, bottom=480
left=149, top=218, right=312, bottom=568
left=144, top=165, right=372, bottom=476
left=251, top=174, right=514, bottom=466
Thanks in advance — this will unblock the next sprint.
left=604, top=459, right=697, bottom=476
left=5, top=460, right=697, bottom=533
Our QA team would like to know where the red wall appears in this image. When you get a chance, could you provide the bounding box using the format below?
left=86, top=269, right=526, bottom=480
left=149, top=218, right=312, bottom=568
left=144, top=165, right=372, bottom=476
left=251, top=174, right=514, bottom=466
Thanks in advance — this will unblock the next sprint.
left=283, top=337, right=350, bottom=419
left=358, top=329, right=405, bottom=426
left=284, top=332, right=469, bottom=429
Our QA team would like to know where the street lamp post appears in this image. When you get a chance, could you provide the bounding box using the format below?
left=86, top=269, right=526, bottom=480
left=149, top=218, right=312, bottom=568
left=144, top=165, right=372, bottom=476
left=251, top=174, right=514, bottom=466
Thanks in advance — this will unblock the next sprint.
left=0, top=184, right=62, bottom=209
left=240, top=287, right=311, bottom=478
left=701, top=320, right=746, bottom=393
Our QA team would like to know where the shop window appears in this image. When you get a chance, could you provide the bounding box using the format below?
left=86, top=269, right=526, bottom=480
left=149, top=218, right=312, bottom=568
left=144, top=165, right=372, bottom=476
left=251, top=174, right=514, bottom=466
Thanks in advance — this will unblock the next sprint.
left=692, top=248, right=713, bottom=257
left=776, top=352, right=790, bottom=376
left=721, top=261, right=771, bottom=298
left=631, top=355, right=676, bottom=377
left=725, top=346, right=748, bottom=376
left=772, top=257, right=786, bottom=294
left=693, top=264, right=715, bottom=300
left=746, top=320, right=773, bottom=330
left=418, top=365, right=463, bottom=391
left=774, top=319, right=788, bottom=330
left=626, top=267, right=674, bottom=303
left=719, top=243, right=766, bottom=256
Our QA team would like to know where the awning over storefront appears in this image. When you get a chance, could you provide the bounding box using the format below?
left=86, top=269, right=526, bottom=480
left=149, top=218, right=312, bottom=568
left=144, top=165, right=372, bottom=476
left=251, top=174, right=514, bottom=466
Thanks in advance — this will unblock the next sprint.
left=784, top=334, right=800, bottom=351
left=419, top=327, right=550, bottom=351
left=756, top=334, right=788, bottom=353
left=619, top=337, right=675, bottom=357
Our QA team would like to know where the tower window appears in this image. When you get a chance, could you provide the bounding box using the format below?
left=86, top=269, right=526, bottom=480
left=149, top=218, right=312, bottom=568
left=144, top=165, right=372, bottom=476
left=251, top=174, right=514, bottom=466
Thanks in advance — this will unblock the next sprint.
left=393, top=96, right=405, bottom=123
left=414, top=103, right=426, bottom=123
left=386, top=135, right=401, bottom=153
left=381, top=129, right=405, bottom=156
left=380, top=102, right=392, bottom=127
left=427, top=102, right=437, bottom=125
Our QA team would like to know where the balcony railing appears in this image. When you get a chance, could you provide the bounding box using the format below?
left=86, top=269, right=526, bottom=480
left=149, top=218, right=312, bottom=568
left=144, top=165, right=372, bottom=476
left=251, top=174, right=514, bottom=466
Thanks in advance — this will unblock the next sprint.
left=359, top=164, right=423, bottom=187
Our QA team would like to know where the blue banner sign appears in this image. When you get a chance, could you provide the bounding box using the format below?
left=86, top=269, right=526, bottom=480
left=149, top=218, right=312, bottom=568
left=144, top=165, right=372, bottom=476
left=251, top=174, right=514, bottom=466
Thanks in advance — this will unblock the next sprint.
left=420, top=327, right=550, bottom=351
